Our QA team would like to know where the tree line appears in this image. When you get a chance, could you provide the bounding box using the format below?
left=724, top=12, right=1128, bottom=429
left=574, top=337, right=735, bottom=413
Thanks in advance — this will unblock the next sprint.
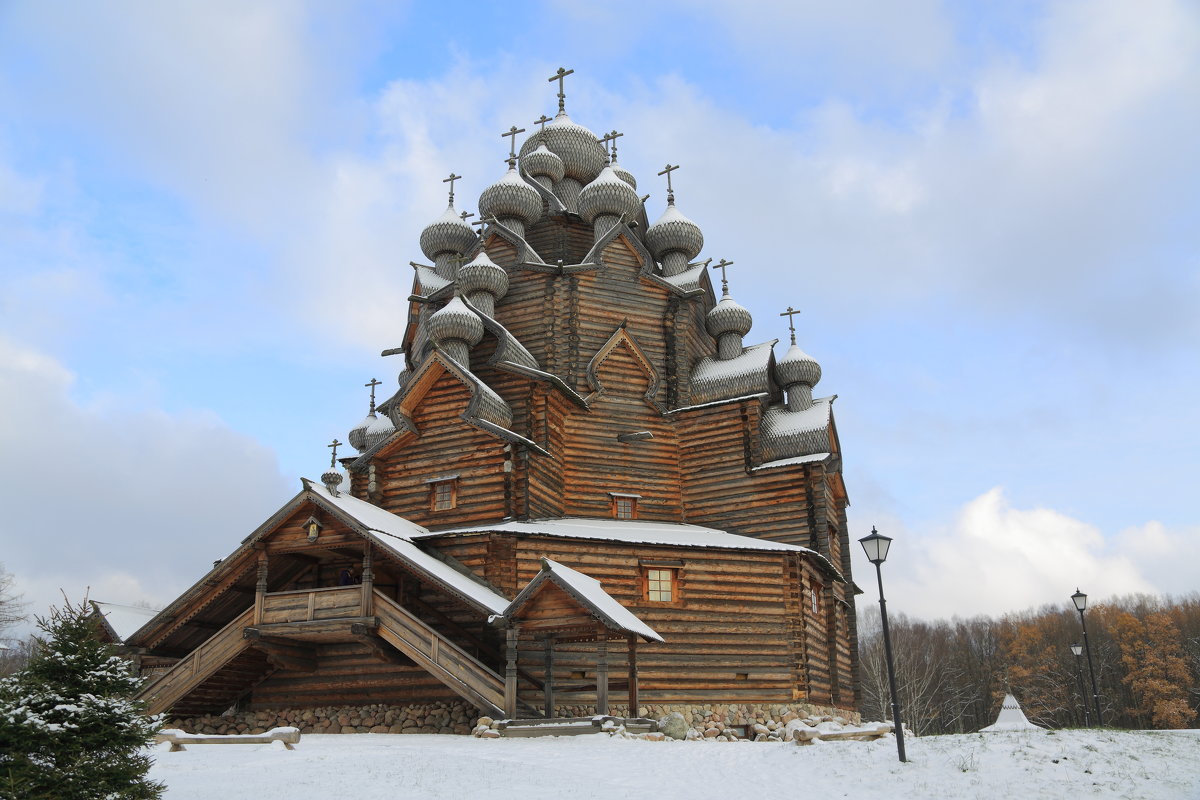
left=857, top=593, right=1200, bottom=733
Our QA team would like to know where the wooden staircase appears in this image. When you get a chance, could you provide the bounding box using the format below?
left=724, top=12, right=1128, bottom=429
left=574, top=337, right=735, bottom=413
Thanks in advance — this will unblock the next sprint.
left=373, top=591, right=506, bottom=718
left=137, top=607, right=262, bottom=716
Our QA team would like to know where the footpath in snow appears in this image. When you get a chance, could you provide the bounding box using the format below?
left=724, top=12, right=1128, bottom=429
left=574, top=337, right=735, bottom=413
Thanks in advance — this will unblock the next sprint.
left=149, top=728, right=1200, bottom=800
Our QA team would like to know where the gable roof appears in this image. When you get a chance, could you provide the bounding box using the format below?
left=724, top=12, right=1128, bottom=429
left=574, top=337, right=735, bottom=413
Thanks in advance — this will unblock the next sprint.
left=89, top=601, right=160, bottom=643
left=505, top=558, right=663, bottom=642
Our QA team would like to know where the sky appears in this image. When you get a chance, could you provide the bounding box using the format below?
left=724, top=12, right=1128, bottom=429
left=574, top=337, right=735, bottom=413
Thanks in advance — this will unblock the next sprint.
left=1, top=0, right=1197, bottom=634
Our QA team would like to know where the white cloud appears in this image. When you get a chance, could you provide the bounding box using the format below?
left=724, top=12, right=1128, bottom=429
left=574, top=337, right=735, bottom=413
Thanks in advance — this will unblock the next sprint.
left=850, top=487, right=1179, bottom=620
left=0, top=337, right=292, bottom=632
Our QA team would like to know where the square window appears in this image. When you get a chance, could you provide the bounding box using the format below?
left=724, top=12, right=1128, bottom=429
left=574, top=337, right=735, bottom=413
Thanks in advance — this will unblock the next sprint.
left=430, top=480, right=456, bottom=511
left=646, top=568, right=674, bottom=603
left=613, top=496, right=636, bottom=519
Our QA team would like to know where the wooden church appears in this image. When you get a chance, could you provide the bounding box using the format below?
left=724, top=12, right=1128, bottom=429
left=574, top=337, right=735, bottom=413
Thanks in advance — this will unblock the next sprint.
left=125, top=70, right=860, bottom=728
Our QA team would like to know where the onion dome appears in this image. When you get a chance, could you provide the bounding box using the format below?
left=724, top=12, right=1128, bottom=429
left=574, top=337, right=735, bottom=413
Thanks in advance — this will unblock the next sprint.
left=348, top=411, right=374, bottom=452
left=646, top=201, right=704, bottom=262
left=478, top=165, right=542, bottom=229
left=458, top=250, right=509, bottom=299
left=706, top=295, right=753, bottom=340
left=578, top=165, right=642, bottom=225
left=419, top=204, right=477, bottom=262
left=428, top=294, right=484, bottom=348
left=776, top=343, right=822, bottom=390
left=519, top=112, right=606, bottom=183
left=364, top=411, right=396, bottom=450
left=321, top=467, right=344, bottom=496
left=522, top=143, right=565, bottom=185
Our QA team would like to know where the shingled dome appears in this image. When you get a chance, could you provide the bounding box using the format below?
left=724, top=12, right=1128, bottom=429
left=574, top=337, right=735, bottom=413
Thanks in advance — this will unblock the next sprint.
left=478, top=166, right=542, bottom=229
left=364, top=411, right=396, bottom=450
left=457, top=250, right=509, bottom=301
left=428, top=294, right=484, bottom=347
left=706, top=295, right=753, bottom=339
left=348, top=410, right=375, bottom=452
left=645, top=201, right=704, bottom=262
left=578, top=165, right=642, bottom=224
left=776, top=342, right=822, bottom=389
left=419, top=204, right=477, bottom=262
left=521, top=143, right=566, bottom=184
left=520, top=111, right=606, bottom=183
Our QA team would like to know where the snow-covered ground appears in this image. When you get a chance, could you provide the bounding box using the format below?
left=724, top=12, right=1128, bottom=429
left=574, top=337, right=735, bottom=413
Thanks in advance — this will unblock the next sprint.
left=149, top=728, right=1200, bottom=799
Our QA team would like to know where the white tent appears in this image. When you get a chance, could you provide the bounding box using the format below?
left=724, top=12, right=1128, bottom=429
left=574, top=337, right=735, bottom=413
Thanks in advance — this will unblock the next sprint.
left=980, top=693, right=1044, bottom=732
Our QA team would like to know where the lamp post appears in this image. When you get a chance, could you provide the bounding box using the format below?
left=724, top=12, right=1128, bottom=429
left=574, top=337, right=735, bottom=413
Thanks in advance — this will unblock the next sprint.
left=1071, top=589, right=1103, bottom=726
left=1069, top=642, right=1090, bottom=727
left=860, top=526, right=906, bottom=763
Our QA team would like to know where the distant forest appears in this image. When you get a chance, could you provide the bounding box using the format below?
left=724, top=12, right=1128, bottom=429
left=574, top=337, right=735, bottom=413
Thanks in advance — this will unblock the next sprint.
left=858, top=593, right=1200, bottom=733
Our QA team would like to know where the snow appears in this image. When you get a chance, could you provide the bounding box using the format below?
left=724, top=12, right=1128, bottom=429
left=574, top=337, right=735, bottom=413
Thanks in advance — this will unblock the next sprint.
left=666, top=392, right=768, bottom=414
left=419, top=517, right=813, bottom=554
left=534, top=558, right=663, bottom=642
left=751, top=453, right=832, bottom=471
left=980, top=693, right=1044, bottom=732
left=147, top=728, right=1200, bottom=800
left=658, top=262, right=706, bottom=291
left=761, top=397, right=833, bottom=436
left=91, top=601, right=160, bottom=642
left=690, top=341, right=776, bottom=384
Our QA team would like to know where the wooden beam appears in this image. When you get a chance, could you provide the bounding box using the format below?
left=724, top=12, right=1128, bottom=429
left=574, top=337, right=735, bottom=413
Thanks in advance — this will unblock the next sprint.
left=505, top=626, right=519, bottom=719
left=543, top=636, right=555, bottom=718
left=596, top=623, right=609, bottom=715
left=253, top=553, right=268, bottom=625
left=627, top=633, right=639, bottom=714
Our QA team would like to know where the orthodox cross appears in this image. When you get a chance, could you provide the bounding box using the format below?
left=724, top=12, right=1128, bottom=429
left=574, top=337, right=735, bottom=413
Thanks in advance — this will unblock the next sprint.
left=657, top=163, right=680, bottom=202
left=598, top=132, right=615, bottom=164
left=443, top=173, right=461, bottom=204
left=471, top=217, right=488, bottom=249
left=606, top=130, right=624, bottom=161
left=714, top=258, right=735, bottom=296
left=533, top=114, right=552, bottom=134
left=502, top=125, right=525, bottom=162
left=548, top=67, right=574, bottom=113
left=460, top=210, right=475, bottom=224
left=779, top=306, right=802, bottom=345
left=365, top=378, right=382, bottom=411
left=327, top=438, right=342, bottom=467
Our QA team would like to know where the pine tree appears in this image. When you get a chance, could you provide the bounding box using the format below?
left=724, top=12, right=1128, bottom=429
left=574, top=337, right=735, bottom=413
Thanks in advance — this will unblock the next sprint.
left=0, top=600, right=163, bottom=799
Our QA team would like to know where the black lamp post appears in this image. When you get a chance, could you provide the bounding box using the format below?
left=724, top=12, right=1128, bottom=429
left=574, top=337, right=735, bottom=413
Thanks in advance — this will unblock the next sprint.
left=1071, top=589, right=1103, bottom=726
left=1069, top=642, right=1090, bottom=727
left=860, top=526, right=906, bottom=763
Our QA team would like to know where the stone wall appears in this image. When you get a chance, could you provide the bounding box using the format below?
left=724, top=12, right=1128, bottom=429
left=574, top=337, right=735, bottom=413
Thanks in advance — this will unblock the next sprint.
left=545, top=701, right=859, bottom=734
left=167, top=700, right=476, bottom=736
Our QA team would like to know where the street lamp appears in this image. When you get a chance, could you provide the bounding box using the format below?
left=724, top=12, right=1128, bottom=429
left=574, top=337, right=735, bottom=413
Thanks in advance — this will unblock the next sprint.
left=1071, top=589, right=1103, bottom=726
left=860, top=526, right=906, bottom=763
left=1069, top=642, right=1090, bottom=727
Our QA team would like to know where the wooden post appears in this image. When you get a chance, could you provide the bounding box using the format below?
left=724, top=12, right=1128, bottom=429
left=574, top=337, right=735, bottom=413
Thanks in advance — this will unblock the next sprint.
left=504, top=626, right=519, bottom=719
left=253, top=552, right=268, bottom=625
left=627, top=633, right=639, bottom=716
left=596, top=624, right=609, bottom=716
left=361, top=544, right=374, bottom=617
left=543, top=637, right=555, bottom=718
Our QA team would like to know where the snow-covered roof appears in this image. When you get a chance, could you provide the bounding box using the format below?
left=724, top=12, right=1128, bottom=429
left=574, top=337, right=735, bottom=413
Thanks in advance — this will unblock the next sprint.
left=980, top=693, right=1044, bottom=732
left=760, top=397, right=834, bottom=463
left=751, top=453, right=832, bottom=471
left=508, top=558, right=663, bottom=642
left=690, top=341, right=776, bottom=405
left=658, top=262, right=706, bottom=292
left=304, top=480, right=509, bottom=615
left=419, top=517, right=811, bottom=554
left=90, top=601, right=160, bottom=643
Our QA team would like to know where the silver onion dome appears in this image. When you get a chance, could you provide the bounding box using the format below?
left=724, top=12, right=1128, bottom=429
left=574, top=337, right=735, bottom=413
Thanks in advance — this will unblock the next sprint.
left=645, top=201, right=704, bottom=261
left=775, top=343, right=822, bottom=389
left=321, top=467, right=344, bottom=496
left=428, top=294, right=484, bottom=347
left=610, top=157, right=636, bottom=190
left=522, top=143, right=566, bottom=185
left=364, top=411, right=396, bottom=450
left=478, top=166, right=542, bottom=228
left=706, top=295, right=754, bottom=339
left=348, top=411, right=375, bottom=452
left=419, top=204, right=477, bottom=262
left=519, top=112, right=606, bottom=183
left=458, top=250, right=509, bottom=300
left=578, top=165, right=642, bottom=224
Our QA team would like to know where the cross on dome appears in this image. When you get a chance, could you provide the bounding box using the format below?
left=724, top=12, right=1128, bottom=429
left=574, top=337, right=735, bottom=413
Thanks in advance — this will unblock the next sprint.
left=607, top=130, right=624, bottom=161
left=443, top=173, right=462, bottom=204
left=502, top=125, right=526, bottom=162
left=779, top=306, right=802, bottom=345
left=459, top=210, right=474, bottom=223
left=658, top=163, right=680, bottom=202
left=327, top=438, right=342, bottom=467
left=714, top=258, right=735, bottom=296
left=548, top=66, right=574, bottom=113
left=365, top=378, right=382, bottom=411
left=533, top=114, right=552, bottom=133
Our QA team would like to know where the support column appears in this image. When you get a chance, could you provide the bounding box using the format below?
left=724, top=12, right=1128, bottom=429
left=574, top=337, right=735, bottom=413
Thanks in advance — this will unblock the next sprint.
left=596, top=624, right=609, bottom=716
left=627, top=634, right=639, bottom=716
left=543, top=637, right=555, bottom=718
left=253, top=552, right=268, bottom=625
left=505, top=626, right=519, bottom=719
left=361, top=545, right=374, bottom=617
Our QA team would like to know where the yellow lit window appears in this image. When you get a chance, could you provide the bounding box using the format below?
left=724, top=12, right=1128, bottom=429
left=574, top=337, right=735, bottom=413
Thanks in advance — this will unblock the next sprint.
left=646, top=568, right=674, bottom=603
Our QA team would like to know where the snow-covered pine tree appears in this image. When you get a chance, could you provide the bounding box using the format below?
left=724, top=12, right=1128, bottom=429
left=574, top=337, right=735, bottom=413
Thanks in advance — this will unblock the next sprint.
left=0, top=599, right=163, bottom=800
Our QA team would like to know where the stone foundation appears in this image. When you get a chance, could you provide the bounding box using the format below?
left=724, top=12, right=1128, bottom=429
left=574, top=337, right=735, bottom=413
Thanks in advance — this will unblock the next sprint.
left=542, top=701, right=859, bottom=736
left=167, top=700, right=476, bottom=736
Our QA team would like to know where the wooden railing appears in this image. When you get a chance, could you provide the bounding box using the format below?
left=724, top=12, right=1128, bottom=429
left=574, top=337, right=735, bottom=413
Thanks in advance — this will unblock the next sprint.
left=136, top=606, right=256, bottom=716
left=373, top=591, right=505, bottom=718
left=258, top=586, right=362, bottom=625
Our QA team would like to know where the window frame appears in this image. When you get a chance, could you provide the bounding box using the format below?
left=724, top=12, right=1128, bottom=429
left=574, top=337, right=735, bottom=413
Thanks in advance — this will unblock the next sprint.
left=428, top=478, right=457, bottom=511
left=609, top=492, right=641, bottom=520
left=639, top=559, right=684, bottom=606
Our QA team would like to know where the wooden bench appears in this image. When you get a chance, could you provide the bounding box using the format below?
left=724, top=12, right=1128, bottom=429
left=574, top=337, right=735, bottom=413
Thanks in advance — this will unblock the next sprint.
left=792, top=722, right=894, bottom=745
left=155, top=726, right=301, bottom=751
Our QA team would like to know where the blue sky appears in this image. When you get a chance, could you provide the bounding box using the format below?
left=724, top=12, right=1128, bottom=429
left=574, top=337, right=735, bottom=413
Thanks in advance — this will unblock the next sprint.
left=1, top=0, right=1197, bottom=630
